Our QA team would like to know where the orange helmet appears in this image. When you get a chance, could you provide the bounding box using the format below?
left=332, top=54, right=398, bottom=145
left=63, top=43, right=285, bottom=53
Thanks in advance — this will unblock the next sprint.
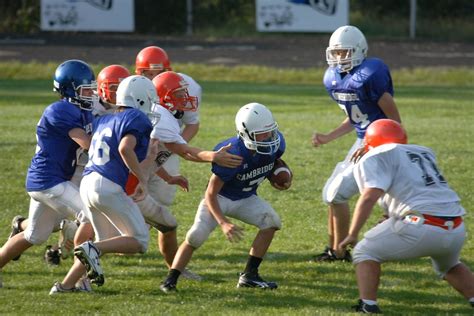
left=97, top=65, right=130, bottom=104
left=364, top=119, right=407, bottom=151
left=135, top=46, right=172, bottom=75
left=152, top=71, right=198, bottom=113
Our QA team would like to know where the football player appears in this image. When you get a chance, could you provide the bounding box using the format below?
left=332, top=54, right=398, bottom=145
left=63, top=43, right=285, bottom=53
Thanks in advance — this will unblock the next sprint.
left=0, top=60, right=95, bottom=287
left=49, top=75, right=159, bottom=293
left=160, top=102, right=286, bottom=293
left=312, top=25, right=402, bottom=262
left=338, top=119, right=474, bottom=313
left=135, top=47, right=204, bottom=273
left=124, top=71, right=242, bottom=276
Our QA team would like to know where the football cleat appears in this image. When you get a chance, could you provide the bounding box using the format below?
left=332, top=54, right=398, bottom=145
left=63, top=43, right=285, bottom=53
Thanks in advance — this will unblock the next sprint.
left=49, top=281, right=91, bottom=295
left=75, top=275, right=93, bottom=292
left=312, top=246, right=334, bottom=262
left=74, top=241, right=104, bottom=286
left=352, top=299, right=382, bottom=314
left=159, top=279, right=177, bottom=293
left=59, top=219, right=78, bottom=259
left=237, top=272, right=278, bottom=289
left=44, top=245, right=61, bottom=266
left=312, top=246, right=352, bottom=263
left=181, top=268, right=203, bottom=281
left=9, top=215, right=26, bottom=261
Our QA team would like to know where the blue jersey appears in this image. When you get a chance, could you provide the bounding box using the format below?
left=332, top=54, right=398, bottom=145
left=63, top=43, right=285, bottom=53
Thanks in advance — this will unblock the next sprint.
left=26, top=99, right=93, bottom=191
left=83, top=108, right=152, bottom=190
left=323, top=58, right=394, bottom=138
left=211, top=132, right=286, bottom=201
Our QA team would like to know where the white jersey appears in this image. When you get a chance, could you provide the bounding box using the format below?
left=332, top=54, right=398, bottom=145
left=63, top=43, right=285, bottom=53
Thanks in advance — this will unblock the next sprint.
left=354, top=143, right=464, bottom=218
left=178, top=73, right=201, bottom=127
left=150, top=105, right=187, bottom=167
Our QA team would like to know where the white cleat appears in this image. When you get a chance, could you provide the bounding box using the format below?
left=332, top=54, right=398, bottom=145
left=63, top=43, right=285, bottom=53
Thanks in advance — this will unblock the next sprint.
left=75, top=275, right=93, bottom=292
left=74, top=241, right=104, bottom=286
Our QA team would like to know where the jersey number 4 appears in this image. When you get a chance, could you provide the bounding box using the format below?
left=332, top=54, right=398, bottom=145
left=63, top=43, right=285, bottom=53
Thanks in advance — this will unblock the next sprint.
left=407, top=151, right=446, bottom=186
left=340, top=104, right=370, bottom=128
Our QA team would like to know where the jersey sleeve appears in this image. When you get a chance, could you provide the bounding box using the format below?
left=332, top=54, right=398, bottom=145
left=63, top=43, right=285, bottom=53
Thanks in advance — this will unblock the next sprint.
left=123, top=112, right=152, bottom=140
left=211, top=140, right=240, bottom=182
left=365, top=63, right=394, bottom=102
left=354, top=150, right=394, bottom=192
left=47, top=105, right=82, bottom=133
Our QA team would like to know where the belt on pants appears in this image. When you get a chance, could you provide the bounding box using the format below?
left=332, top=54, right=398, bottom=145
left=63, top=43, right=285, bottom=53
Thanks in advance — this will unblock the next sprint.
left=404, top=213, right=463, bottom=230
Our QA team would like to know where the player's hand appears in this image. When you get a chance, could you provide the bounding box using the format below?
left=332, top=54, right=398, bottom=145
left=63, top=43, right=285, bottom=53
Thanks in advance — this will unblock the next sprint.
left=220, top=221, right=244, bottom=242
left=312, top=132, right=331, bottom=147
left=214, top=143, right=243, bottom=168
left=167, top=175, right=189, bottom=192
left=338, top=234, right=358, bottom=253
left=132, top=182, right=148, bottom=202
left=350, top=146, right=367, bottom=163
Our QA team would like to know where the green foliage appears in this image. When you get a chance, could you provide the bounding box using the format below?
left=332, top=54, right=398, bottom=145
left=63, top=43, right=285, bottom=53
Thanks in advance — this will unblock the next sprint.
left=0, top=65, right=473, bottom=314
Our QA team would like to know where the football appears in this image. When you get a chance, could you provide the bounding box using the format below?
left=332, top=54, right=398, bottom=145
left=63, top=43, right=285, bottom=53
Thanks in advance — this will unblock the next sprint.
left=268, top=158, right=292, bottom=190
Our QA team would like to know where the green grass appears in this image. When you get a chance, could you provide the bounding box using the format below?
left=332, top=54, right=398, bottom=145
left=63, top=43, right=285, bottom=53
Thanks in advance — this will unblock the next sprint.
left=0, top=66, right=473, bottom=315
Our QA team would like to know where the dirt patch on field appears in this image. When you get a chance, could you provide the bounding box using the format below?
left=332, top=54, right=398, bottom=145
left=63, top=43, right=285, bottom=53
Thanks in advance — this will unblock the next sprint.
left=0, top=33, right=473, bottom=69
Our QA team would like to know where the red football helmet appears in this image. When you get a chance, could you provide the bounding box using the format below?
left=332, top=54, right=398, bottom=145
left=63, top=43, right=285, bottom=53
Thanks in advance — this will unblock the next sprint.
left=135, top=46, right=172, bottom=78
left=152, top=71, right=198, bottom=112
left=97, top=65, right=130, bottom=104
left=364, top=119, right=407, bottom=150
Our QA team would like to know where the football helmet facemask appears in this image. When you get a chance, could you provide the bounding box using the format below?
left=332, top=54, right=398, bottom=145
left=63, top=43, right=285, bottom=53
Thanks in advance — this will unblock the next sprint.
left=364, top=119, right=407, bottom=151
left=97, top=65, right=130, bottom=105
left=326, top=25, right=368, bottom=73
left=53, top=59, right=97, bottom=110
left=152, top=71, right=198, bottom=117
left=115, top=75, right=160, bottom=126
left=235, top=102, right=280, bottom=155
left=135, top=46, right=172, bottom=78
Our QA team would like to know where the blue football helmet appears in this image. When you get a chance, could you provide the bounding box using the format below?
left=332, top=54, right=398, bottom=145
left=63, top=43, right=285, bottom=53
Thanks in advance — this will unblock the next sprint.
left=53, top=59, right=97, bottom=110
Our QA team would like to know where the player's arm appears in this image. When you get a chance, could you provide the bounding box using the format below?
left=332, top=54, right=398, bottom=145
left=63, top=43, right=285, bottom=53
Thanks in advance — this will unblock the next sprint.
left=164, top=142, right=242, bottom=168
left=69, top=127, right=91, bottom=150
left=155, top=167, right=189, bottom=192
left=119, top=134, right=148, bottom=200
left=205, top=174, right=243, bottom=242
left=378, top=92, right=401, bottom=123
left=312, top=117, right=354, bottom=147
left=338, top=187, right=385, bottom=250
left=181, top=123, right=200, bottom=143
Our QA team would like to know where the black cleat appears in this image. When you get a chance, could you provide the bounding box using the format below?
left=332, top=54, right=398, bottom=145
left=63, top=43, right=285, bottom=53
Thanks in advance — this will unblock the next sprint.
left=352, top=299, right=382, bottom=314
left=237, top=272, right=277, bottom=289
left=312, top=246, right=335, bottom=262
left=9, top=215, right=26, bottom=261
left=312, top=246, right=352, bottom=262
left=159, top=279, right=177, bottom=293
left=44, top=245, right=61, bottom=266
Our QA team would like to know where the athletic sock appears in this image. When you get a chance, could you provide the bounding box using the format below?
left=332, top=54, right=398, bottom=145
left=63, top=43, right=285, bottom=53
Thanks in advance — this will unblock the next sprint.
left=244, top=255, right=263, bottom=274
left=166, top=268, right=181, bottom=283
left=361, top=299, right=378, bottom=306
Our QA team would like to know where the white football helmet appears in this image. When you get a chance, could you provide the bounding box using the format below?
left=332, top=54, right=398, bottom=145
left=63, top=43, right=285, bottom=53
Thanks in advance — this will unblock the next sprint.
left=235, top=102, right=280, bottom=155
left=116, top=75, right=160, bottom=125
left=326, top=25, right=368, bottom=73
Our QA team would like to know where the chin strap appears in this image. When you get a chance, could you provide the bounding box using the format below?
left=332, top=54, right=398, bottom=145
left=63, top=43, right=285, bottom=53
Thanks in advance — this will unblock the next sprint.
left=172, top=110, right=184, bottom=119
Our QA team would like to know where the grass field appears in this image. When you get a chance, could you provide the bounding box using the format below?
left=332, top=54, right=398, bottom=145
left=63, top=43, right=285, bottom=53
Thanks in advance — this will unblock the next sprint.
left=0, top=66, right=473, bottom=315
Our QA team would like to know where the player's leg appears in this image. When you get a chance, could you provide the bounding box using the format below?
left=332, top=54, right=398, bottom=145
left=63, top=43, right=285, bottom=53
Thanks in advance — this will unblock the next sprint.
left=444, top=263, right=474, bottom=303
left=160, top=198, right=218, bottom=292
left=231, top=196, right=280, bottom=289
left=331, top=202, right=351, bottom=258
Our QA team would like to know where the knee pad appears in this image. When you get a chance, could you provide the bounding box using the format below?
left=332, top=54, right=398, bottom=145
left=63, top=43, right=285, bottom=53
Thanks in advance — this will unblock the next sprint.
left=322, top=173, right=358, bottom=204
left=185, top=224, right=211, bottom=249
left=23, top=227, right=51, bottom=245
left=258, top=211, right=282, bottom=230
